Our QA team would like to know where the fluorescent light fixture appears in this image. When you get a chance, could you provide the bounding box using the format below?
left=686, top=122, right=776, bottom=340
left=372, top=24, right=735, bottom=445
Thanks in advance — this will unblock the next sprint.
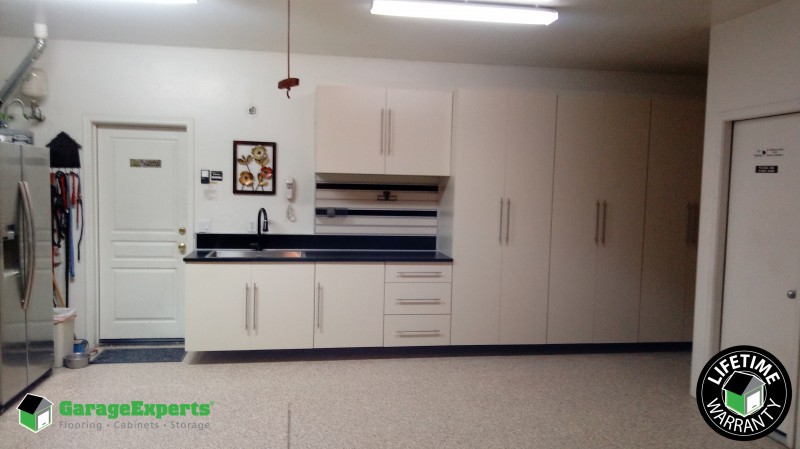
left=73, top=0, right=197, bottom=3
left=371, top=0, right=558, bottom=25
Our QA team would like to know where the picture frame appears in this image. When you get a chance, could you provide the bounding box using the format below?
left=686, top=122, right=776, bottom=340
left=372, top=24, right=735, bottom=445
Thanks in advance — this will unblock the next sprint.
left=233, top=140, right=276, bottom=195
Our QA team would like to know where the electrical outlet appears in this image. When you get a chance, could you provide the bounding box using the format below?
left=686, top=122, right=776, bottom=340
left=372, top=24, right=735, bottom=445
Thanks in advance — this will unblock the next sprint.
left=248, top=221, right=256, bottom=233
left=197, top=219, right=211, bottom=233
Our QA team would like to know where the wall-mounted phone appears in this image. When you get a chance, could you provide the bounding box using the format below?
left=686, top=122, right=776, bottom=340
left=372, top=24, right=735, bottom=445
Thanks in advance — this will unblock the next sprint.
left=285, top=177, right=297, bottom=222
left=285, top=177, right=295, bottom=201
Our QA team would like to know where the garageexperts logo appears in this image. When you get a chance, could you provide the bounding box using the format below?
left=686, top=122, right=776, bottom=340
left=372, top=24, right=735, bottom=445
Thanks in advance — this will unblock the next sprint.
left=697, top=346, right=791, bottom=441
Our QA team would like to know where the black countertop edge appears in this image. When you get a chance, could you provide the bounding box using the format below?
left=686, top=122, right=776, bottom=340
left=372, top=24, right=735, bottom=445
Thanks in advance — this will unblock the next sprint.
left=184, top=250, right=453, bottom=263
left=195, top=233, right=437, bottom=251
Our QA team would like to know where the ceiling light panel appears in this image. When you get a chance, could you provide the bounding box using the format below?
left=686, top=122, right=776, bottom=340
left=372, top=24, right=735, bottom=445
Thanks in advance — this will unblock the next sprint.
left=371, top=0, right=558, bottom=25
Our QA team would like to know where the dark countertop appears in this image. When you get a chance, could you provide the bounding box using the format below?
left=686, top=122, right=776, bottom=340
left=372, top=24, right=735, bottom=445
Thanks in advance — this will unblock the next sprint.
left=184, top=249, right=453, bottom=263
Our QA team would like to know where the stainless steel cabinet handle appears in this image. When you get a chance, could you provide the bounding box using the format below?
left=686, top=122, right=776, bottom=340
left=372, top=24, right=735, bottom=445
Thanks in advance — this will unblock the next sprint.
left=380, top=109, right=386, bottom=155
left=505, top=198, right=511, bottom=245
left=253, top=283, right=259, bottom=332
left=316, top=283, right=322, bottom=330
left=244, top=283, right=250, bottom=332
left=601, top=201, right=608, bottom=246
left=386, top=109, right=392, bottom=155
left=594, top=200, right=600, bottom=247
left=397, top=272, right=443, bottom=277
left=499, top=198, right=504, bottom=244
left=396, top=330, right=441, bottom=336
left=396, top=298, right=442, bottom=303
left=19, top=181, right=35, bottom=310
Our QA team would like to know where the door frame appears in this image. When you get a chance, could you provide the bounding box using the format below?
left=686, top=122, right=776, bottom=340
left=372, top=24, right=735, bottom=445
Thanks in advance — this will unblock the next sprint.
left=692, top=100, right=800, bottom=446
left=82, top=115, right=195, bottom=345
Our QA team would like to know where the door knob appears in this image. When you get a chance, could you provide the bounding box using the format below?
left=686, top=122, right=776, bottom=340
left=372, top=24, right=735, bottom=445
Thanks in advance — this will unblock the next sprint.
left=178, top=242, right=186, bottom=254
left=789, top=290, right=797, bottom=300
left=178, top=227, right=186, bottom=235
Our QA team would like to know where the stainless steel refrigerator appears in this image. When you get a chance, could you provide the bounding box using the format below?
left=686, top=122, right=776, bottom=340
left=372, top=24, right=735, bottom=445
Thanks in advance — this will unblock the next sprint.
left=0, top=141, right=53, bottom=413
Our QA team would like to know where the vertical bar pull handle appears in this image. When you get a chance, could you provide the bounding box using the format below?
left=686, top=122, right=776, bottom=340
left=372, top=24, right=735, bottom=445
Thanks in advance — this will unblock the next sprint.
left=253, top=283, right=258, bottom=332
left=380, top=109, right=386, bottom=155
left=386, top=109, right=393, bottom=155
left=601, top=201, right=608, bottom=246
left=245, top=283, right=250, bottom=332
left=19, top=181, right=36, bottom=310
left=316, top=283, right=322, bottom=330
left=498, top=198, right=504, bottom=244
left=594, top=201, right=600, bottom=247
left=505, top=198, right=511, bottom=245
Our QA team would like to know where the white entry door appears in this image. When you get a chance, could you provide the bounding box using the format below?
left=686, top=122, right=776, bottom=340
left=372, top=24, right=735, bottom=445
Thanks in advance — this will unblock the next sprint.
left=722, top=113, right=800, bottom=447
left=98, top=125, right=190, bottom=339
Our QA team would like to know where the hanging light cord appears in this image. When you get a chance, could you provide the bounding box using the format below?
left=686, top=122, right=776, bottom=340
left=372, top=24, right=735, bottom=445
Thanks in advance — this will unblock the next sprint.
left=287, top=0, right=291, bottom=80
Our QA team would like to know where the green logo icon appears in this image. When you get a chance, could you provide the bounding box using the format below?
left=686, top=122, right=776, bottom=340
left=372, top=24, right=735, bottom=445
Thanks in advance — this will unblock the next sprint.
left=723, top=371, right=766, bottom=417
left=17, top=394, right=53, bottom=433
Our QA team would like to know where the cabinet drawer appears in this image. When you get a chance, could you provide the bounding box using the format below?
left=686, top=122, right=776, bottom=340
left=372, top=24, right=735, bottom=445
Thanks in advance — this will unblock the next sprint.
left=385, top=283, right=451, bottom=315
left=384, top=315, right=451, bottom=347
left=385, top=263, right=452, bottom=283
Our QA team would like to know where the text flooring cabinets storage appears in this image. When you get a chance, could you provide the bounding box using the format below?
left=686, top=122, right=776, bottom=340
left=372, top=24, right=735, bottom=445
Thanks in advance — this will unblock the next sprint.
left=313, top=263, right=385, bottom=348
left=547, top=93, right=651, bottom=344
left=449, top=90, right=557, bottom=345
left=315, top=86, right=452, bottom=176
left=185, top=263, right=315, bottom=351
left=639, top=99, right=704, bottom=342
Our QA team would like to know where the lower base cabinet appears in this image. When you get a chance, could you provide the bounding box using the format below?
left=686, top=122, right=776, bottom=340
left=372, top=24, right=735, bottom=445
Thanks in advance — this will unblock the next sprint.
left=313, top=263, right=385, bottom=348
left=185, top=263, right=315, bottom=351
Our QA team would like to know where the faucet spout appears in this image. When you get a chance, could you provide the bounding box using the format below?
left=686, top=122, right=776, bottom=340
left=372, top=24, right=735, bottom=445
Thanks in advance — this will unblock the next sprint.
left=255, top=208, right=269, bottom=251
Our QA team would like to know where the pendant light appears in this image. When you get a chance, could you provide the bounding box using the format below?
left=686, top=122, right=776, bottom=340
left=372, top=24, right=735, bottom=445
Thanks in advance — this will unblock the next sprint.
left=277, top=0, right=300, bottom=98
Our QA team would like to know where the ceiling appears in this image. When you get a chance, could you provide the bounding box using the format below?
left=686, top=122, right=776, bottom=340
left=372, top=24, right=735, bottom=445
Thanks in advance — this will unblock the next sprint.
left=0, top=0, right=783, bottom=75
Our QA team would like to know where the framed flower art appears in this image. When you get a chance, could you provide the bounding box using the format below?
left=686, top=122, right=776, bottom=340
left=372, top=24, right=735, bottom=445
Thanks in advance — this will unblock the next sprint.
left=233, top=140, right=276, bottom=195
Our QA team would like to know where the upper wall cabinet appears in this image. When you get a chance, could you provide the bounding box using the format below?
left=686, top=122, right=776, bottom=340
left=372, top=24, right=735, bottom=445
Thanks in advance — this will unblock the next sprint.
left=315, top=86, right=453, bottom=176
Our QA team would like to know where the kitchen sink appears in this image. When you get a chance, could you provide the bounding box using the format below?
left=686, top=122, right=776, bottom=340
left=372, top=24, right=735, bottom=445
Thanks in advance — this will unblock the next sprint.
left=205, top=249, right=305, bottom=259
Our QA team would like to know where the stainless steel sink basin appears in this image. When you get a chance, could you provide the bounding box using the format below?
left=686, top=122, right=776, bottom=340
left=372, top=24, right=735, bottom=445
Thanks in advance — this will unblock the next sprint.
left=205, top=249, right=305, bottom=259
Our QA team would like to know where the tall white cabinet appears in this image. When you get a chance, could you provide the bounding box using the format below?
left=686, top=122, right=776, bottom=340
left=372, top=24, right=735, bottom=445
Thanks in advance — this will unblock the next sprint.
left=546, top=93, right=652, bottom=344
left=448, top=90, right=557, bottom=345
left=315, top=86, right=452, bottom=176
left=639, top=99, right=704, bottom=342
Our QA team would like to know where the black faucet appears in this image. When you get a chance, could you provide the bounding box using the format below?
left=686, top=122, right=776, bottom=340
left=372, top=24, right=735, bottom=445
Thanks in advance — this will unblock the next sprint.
left=255, top=208, right=269, bottom=250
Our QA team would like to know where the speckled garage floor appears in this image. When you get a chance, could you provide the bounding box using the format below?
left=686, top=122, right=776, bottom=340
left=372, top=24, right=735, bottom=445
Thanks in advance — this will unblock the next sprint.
left=0, top=350, right=787, bottom=448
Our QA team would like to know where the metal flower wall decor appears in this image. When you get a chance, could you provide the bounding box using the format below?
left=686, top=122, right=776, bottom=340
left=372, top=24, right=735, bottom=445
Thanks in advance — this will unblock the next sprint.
left=233, top=140, right=276, bottom=195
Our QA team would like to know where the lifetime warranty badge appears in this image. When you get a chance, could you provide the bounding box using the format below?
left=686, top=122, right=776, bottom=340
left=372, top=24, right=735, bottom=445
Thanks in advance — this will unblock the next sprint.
left=697, top=345, right=792, bottom=441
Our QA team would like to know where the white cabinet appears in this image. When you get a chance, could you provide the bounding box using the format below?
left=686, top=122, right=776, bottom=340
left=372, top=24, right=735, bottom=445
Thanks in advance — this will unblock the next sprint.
left=448, top=90, right=557, bottom=345
left=315, top=85, right=452, bottom=176
left=185, top=263, right=315, bottom=351
left=313, top=263, right=385, bottom=348
left=384, top=263, right=453, bottom=347
left=639, top=99, right=704, bottom=342
left=547, top=93, right=651, bottom=344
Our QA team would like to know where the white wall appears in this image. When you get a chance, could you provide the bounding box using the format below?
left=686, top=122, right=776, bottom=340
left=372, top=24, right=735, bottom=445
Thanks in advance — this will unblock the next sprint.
left=0, top=37, right=704, bottom=343
left=691, top=0, right=800, bottom=395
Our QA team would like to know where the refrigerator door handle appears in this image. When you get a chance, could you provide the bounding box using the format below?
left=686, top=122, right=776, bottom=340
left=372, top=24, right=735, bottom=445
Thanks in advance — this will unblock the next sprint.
left=19, top=181, right=36, bottom=311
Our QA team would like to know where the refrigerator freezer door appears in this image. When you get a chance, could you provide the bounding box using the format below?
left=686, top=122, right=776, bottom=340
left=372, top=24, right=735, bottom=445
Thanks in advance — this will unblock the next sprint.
left=21, top=145, right=53, bottom=385
left=0, top=142, right=27, bottom=408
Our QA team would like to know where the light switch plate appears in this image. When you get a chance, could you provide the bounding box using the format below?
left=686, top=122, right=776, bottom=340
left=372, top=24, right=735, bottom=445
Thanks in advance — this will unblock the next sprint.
left=196, top=219, right=211, bottom=233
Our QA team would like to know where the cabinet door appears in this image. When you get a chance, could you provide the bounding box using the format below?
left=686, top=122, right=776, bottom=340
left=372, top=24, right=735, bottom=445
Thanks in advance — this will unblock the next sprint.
left=314, top=263, right=385, bottom=348
left=185, top=264, right=251, bottom=351
left=547, top=93, right=605, bottom=344
left=640, top=99, right=704, bottom=342
left=250, top=263, right=315, bottom=350
left=385, top=89, right=452, bottom=176
left=315, top=86, right=386, bottom=174
left=592, top=95, right=651, bottom=343
left=499, top=91, right=557, bottom=344
left=449, top=90, right=507, bottom=345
